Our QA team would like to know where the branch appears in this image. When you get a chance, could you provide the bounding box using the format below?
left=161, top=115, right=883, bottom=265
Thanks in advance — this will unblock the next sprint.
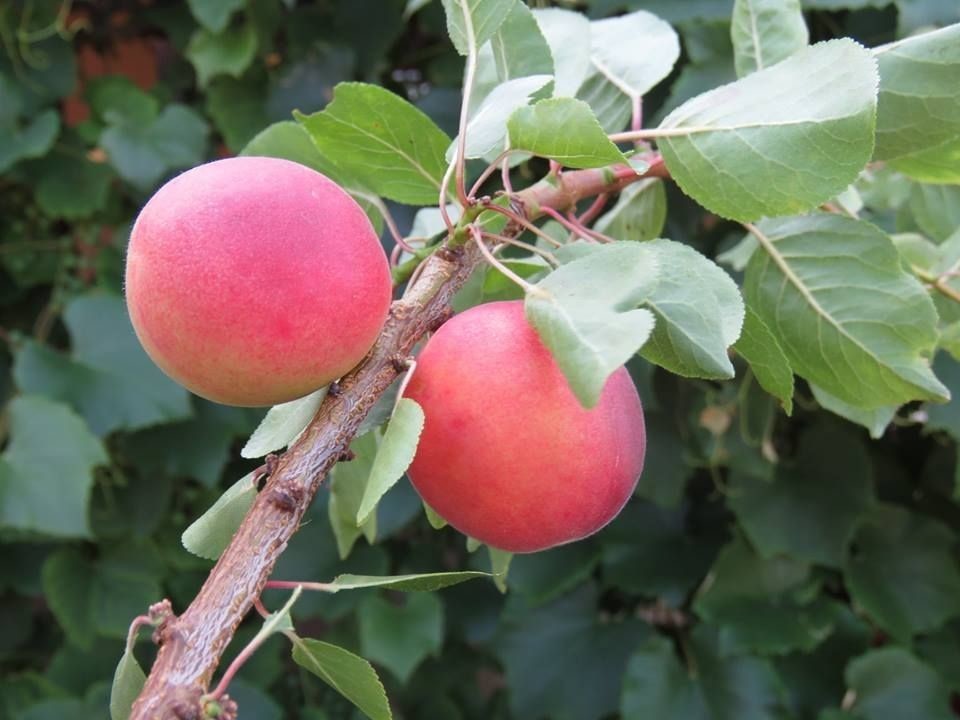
left=130, top=160, right=664, bottom=720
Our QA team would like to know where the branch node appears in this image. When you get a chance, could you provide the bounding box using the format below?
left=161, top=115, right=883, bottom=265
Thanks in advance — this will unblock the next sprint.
left=337, top=449, right=356, bottom=462
left=327, top=381, right=342, bottom=397
left=267, top=485, right=304, bottom=514
left=429, top=306, right=454, bottom=333
left=436, top=245, right=464, bottom=262
left=390, top=353, right=411, bottom=373
left=201, top=695, right=237, bottom=720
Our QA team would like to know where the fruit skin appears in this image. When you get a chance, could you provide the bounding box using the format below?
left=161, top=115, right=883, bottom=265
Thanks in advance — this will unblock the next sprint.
left=403, top=300, right=646, bottom=553
left=125, top=156, right=392, bottom=406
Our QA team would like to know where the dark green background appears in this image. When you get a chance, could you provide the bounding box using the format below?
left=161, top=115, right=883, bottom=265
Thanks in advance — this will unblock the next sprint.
left=1, top=1, right=959, bottom=718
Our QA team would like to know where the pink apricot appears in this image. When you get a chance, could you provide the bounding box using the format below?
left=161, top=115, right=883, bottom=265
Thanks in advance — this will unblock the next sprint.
left=404, top=300, right=646, bottom=553
left=125, top=156, right=391, bottom=406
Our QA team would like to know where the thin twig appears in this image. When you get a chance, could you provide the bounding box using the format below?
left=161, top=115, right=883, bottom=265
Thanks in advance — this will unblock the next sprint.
left=482, top=231, right=559, bottom=266
left=480, top=202, right=563, bottom=247
left=470, top=225, right=546, bottom=297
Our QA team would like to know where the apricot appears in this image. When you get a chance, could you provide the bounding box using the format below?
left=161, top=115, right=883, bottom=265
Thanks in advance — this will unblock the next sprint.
left=404, top=300, right=646, bottom=553
left=125, top=156, right=391, bottom=406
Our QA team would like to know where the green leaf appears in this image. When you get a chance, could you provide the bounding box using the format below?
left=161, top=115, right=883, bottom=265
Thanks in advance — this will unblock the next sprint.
left=621, top=628, right=792, bottom=720
left=109, top=647, right=145, bottom=720
left=731, top=0, right=808, bottom=77
left=589, top=10, right=680, bottom=102
left=873, top=25, right=960, bottom=183
left=42, top=548, right=95, bottom=649
left=0, top=396, right=107, bottom=538
left=33, top=154, right=114, bottom=220
left=241, top=388, right=327, bottom=459
left=206, top=76, right=269, bottom=152
left=186, top=0, right=246, bottom=32
left=441, top=0, right=516, bottom=56
left=909, top=185, right=960, bottom=243
left=694, top=535, right=833, bottom=656
left=456, top=75, right=552, bottom=160
left=744, top=214, right=948, bottom=409
left=926, top=353, right=960, bottom=440
left=593, top=178, right=666, bottom=242
left=0, top=110, right=59, bottom=174
left=531, top=8, right=591, bottom=97
left=86, top=77, right=158, bottom=125
left=734, top=307, right=794, bottom=413
left=810, top=384, right=896, bottom=439
left=254, top=585, right=301, bottom=641
left=658, top=40, right=878, bottom=222
left=496, top=584, right=647, bottom=720
left=525, top=242, right=657, bottom=407
left=325, top=571, right=491, bottom=592
left=101, top=104, right=209, bottom=189
left=185, top=22, right=258, bottom=87
left=356, top=398, right=425, bottom=525
left=14, top=294, right=192, bottom=436
left=845, top=504, right=960, bottom=641
left=291, top=637, right=391, bottom=720
left=576, top=68, right=632, bottom=134
left=328, top=433, right=379, bottom=560
left=358, top=592, right=443, bottom=683
left=488, top=546, right=513, bottom=593
left=181, top=473, right=256, bottom=560
left=846, top=648, right=955, bottom=720
left=638, top=239, right=744, bottom=380
left=489, top=1, right=553, bottom=83
left=507, top=97, right=627, bottom=168
left=296, top=83, right=452, bottom=205
left=728, top=424, right=875, bottom=566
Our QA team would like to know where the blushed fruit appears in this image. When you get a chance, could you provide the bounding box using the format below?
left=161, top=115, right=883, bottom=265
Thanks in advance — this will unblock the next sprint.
left=403, top=300, right=646, bottom=553
left=125, top=156, right=391, bottom=406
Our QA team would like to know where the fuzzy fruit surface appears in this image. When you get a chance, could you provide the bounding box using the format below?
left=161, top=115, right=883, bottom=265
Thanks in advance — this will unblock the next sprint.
left=404, top=300, right=646, bottom=553
left=125, top=156, right=392, bottom=406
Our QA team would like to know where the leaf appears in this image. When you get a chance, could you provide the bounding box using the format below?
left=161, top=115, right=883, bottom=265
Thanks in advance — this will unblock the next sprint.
left=744, top=214, right=948, bottom=409
left=531, top=8, right=591, bottom=97
left=810, top=384, right=896, bottom=439
left=592, top=178, right=666, bottom=242
left=638, top=239, right=744, bottom=380
left=185, top=22, right=258, bottom=87
left=496, top=584, right=647, bottom=720
left=909, top=185, right=960, bottom=243
left=325, top=571, right=491, bottom=592
left=621, top=628, right=792, bottom=720
left=328, top=433, right=379, bottom=560
left=488, top=546, right=513, bottom=593
left=109, top=647, right=145, bottom=720
left=42, top=549, right=95, bottom=649
left=589, top=10, right=680, bottom=102
left=255, top=585, right=302, bottom=641
left=358, top=592, right=443, bottom=683
left=296, top=83, right=452, bottom=205
left=86, top=76, right=158, bottom=125
left=489, top=1, right=553, bottom=83
left=576, top=68, right=632, bottom=134
left=291, top=637, right=391, bottom=720
left=734, top=307, right=794, bottom=413
left=181, top=473, right=256, bottom=560
left=0, top=110, right=59, bottom=174
left=507, top=97, right=627, bottom=168
left=186, top=0, right=245, bottom=33
left=731, top=0, right=808, bottom=77
left=525, top=242, right=658, bottom=407
left=846, top=648, right=955, bottom=720
left=658, top=40, right=878, bottom=222
left=241, top=388, right=327, bottom=459
left=101, top=104, right=209, bottom=189
left=455, top=75, right=552, bottom=160
left=440, top=0, right=516, bottom=56
left=14, top=294, right=192, bottom=436
left=873, top=25, right=960, bottom=183
left=33, top=153, right=114, bottom=220
left=728, top=424, right=875, bottom=566
left=0, top=396, right=107, bottom=538
left=845, top=504, right=960, bottom=641
left=356, top=398, right=425, bottom=525
left=694, top=535, right=834, bottom=656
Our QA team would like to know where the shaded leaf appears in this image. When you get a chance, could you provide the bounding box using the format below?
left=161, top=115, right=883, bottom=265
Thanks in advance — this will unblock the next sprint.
left=358, top=592, right=443, bottom=683
left=846, top=648, right=955, bottom=720
left=593, top=178, right=666, bottom=242
left=185, top=22, right=258, bottom=87
left=731, top=0, right=808, bottom=77
left=291, top=636, right=391, bottom=720
left=181, top=473, right=256, bottom=560
left=441, top=0, right=517, bottom=56
left=734, top=307, right=794, bottom=413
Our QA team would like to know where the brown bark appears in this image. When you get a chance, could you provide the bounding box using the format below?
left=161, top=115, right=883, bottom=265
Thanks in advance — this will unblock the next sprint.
left=130, top=161, right=659, bottom=720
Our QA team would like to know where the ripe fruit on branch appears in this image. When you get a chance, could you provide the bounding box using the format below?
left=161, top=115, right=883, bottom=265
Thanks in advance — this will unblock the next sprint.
left=403, top=300, right=646, bottom=553
left=125, top=156, right=392, bottom=407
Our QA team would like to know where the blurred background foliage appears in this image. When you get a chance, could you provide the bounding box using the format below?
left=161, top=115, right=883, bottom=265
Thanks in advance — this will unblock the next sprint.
left=1, top=0, right=959, bottom=719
